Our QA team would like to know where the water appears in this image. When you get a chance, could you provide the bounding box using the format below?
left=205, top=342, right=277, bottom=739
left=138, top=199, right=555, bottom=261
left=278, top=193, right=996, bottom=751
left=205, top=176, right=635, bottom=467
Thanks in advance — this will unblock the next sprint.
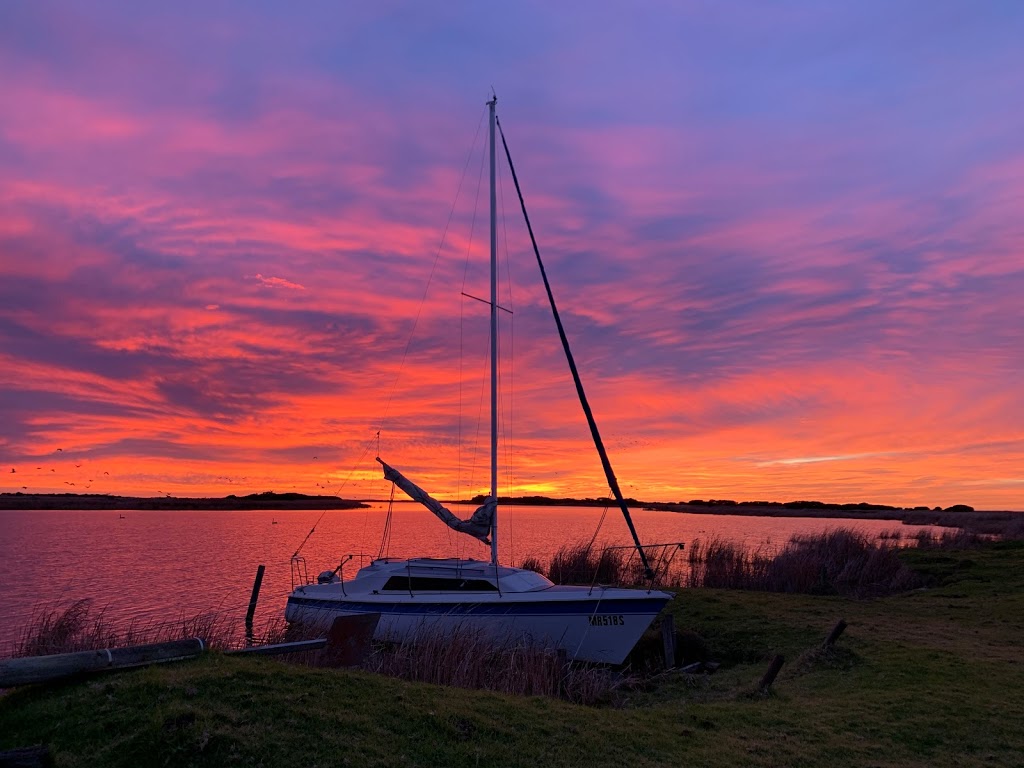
left=0, top=503, right=938, bottom=650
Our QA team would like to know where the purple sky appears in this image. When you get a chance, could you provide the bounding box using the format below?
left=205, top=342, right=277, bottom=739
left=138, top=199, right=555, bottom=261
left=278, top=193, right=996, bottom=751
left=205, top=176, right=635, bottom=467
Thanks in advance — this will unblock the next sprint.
left=1, top=2, right=1023, bottom=509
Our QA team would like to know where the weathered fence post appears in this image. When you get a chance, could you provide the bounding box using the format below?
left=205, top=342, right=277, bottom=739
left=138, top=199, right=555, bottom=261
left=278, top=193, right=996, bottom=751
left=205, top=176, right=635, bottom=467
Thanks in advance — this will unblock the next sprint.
left=758, top=654, right=785, bottom=692
left=824, top=619, right=848, bottom=647
left=661, top=614, right=676, bottom=668
left=245, top=564, right=266, bottom=646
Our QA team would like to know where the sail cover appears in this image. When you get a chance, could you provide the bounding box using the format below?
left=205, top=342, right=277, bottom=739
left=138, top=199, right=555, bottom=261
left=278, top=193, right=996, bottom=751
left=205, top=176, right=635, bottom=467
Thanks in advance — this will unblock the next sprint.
left=376, top=458, right=495, bottom=545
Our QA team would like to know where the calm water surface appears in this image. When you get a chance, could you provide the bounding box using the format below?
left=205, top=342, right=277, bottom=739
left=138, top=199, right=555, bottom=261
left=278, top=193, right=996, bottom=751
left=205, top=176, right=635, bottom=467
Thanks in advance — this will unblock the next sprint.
left=0, top=504, right=938, bottom=650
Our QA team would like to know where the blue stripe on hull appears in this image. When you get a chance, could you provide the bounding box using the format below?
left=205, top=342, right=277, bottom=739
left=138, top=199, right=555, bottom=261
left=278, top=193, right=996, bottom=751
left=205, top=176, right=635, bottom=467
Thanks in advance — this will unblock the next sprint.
left=286, top=595, right=669, bottom=617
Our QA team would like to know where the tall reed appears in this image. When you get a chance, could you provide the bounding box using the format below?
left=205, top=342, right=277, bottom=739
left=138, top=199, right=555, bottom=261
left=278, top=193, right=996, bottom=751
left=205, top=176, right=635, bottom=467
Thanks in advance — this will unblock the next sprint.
left=687, top=529, right=923, bottom=597
left=547, top=542, right=630, bottom=585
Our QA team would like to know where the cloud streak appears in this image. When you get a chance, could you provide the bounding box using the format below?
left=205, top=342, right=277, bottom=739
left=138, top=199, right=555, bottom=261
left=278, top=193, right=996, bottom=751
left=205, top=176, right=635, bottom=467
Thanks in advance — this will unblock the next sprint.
left=1, top=2, right=1022, bottom=510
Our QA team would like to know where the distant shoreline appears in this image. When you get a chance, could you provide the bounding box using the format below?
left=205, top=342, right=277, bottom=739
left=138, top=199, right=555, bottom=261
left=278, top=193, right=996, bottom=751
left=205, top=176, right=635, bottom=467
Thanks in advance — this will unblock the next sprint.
left=0, top=492, right=368, bottom=511
left=645, top=502, right=1021, bottom=532
left=2, top=492, right=1018, bottom=532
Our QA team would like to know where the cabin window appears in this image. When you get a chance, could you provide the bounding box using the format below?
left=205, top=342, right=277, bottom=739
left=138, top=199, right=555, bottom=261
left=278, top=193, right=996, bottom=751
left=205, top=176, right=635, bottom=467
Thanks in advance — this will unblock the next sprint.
left=381, top=576, right=498, bottom=591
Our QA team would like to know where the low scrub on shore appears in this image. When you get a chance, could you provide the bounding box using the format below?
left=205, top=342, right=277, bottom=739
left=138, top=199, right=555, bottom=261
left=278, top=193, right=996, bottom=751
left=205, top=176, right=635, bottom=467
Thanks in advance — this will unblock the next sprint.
left=535, top=523, right=1022, bottom=595
left=686, top=529, right=922, bottom=597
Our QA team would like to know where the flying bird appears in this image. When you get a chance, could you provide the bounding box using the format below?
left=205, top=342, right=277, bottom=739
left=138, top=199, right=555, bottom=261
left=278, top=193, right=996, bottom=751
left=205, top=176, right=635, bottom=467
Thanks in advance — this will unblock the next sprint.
left=75, top=464, right=82, bottom=468
left=56, top=448, right=63, bottom=452
left=9, top=468, right=14, bottom=473
left=103, top=471, right=109, bottom=475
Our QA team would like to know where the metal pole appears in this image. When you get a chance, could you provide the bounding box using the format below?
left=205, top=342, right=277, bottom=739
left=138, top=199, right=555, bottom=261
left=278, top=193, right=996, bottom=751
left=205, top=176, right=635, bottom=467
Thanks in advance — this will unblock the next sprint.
left=488, top=94, right=498, bottom=566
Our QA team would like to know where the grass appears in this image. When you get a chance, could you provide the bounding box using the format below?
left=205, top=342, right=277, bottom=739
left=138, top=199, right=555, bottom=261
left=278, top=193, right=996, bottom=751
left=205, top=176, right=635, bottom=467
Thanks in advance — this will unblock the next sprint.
left=3, top=541, right=1024, bottom=766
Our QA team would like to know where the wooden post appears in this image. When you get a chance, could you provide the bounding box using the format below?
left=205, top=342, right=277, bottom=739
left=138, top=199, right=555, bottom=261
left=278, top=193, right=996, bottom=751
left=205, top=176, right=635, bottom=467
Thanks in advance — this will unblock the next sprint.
left=0, top=638, right=206, bottom=688
left=245, top=564, right=266, bottom=645
left=661, top=614, right=676, bottom=668
left=824, top=619, right=847, bottom=647
left=758, top=654, right=785, bottom=692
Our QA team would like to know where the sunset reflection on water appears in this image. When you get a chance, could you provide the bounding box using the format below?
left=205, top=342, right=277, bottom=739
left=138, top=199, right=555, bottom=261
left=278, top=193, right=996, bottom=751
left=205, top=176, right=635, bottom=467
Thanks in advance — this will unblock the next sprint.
left=0, top=505, right=939, bottom=650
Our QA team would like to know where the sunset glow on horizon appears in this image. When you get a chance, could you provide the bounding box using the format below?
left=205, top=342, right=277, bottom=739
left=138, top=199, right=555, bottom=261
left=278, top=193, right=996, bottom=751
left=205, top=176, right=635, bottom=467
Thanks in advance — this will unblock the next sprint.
left=2, top=3, right=1023, bottom=510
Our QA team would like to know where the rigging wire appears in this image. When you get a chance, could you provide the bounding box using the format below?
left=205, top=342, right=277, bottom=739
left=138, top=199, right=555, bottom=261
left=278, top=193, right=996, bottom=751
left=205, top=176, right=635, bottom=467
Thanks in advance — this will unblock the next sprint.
left=292, top=432, right=375, bottom=559
left=304, top=103, right=486, bottom=564
left=497, top=140, right=516, bottom=565
left=376, top=482, right=396, bottom=560
left=457, top=128, right=489, bottom=516
left=373, top=105, right=487, bottom=441
left=584, top=503, right=610, bottom=561
left=495, top=113, right=655, bottom=579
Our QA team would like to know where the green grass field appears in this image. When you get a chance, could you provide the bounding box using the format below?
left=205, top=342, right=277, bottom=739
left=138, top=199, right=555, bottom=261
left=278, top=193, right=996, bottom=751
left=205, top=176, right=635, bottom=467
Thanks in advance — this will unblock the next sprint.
left=3, top=542, right=1023, bottom=767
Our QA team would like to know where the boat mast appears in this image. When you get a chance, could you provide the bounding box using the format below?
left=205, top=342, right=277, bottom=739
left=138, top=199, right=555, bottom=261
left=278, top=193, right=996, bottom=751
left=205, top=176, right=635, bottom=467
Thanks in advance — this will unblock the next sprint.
left=488, top=94, right=499, bottom=566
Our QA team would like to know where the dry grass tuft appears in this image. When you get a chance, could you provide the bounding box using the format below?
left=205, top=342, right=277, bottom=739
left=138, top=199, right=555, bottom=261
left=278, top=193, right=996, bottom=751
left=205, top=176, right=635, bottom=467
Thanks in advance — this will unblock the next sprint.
left=361, top=625, right=627, bottom=705
left=10, top=599, right=273, bottom=658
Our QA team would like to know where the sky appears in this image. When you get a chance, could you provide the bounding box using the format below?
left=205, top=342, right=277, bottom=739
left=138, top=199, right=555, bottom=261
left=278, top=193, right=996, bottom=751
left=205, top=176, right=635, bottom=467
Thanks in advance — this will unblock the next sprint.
left=1, top=2, right=1022, bottom=510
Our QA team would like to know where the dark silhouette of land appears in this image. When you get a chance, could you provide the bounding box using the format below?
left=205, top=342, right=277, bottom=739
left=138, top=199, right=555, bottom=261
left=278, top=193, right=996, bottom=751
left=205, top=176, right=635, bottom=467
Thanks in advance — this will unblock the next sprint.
left=2, top=492, right=1018, bottom=534
left=0, top=491, right=367, bottom=511
left=463, top=495, right=1020, bottom=534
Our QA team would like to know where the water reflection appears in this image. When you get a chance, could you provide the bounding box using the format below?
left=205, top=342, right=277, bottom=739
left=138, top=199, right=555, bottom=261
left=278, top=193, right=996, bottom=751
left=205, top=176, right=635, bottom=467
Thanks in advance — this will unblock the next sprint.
left=0, top=504, right=939, bottom=649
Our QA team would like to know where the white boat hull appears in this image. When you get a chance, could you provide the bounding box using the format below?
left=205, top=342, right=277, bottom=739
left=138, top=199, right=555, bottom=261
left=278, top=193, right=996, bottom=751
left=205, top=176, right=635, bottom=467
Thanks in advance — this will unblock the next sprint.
left=286, top=582, right=671, bottom=664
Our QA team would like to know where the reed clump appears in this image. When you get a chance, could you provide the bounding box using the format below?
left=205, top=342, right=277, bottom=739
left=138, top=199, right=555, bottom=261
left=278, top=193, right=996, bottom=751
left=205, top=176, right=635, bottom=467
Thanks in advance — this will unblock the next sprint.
left=687, top=529, right=923, bottom=597
left=517, top=555, right=545, bottom=574
left=531, top=543, right=686, bottom=588
left=547, top=542, right=630, bottom=585
left=911, top=528, right=990, bottom=549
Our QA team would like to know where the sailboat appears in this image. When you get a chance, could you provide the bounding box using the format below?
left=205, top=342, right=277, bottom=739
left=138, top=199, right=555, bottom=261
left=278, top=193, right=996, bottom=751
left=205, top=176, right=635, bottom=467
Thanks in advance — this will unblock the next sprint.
left=285, top=97, right=672, bottom=664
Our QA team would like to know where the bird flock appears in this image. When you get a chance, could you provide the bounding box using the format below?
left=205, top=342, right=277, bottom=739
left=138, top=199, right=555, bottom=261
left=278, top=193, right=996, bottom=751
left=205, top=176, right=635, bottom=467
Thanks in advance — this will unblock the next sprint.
left=6, top=449, right=341, bottom=497
left=7, top=448, right=109, bottom=493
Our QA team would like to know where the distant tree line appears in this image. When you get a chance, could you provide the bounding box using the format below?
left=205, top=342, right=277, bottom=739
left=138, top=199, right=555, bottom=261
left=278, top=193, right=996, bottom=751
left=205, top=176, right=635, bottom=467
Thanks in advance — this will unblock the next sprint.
left=466, top=494, right=975, bottom=513
left=663, top=499, right=974, bottom=513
